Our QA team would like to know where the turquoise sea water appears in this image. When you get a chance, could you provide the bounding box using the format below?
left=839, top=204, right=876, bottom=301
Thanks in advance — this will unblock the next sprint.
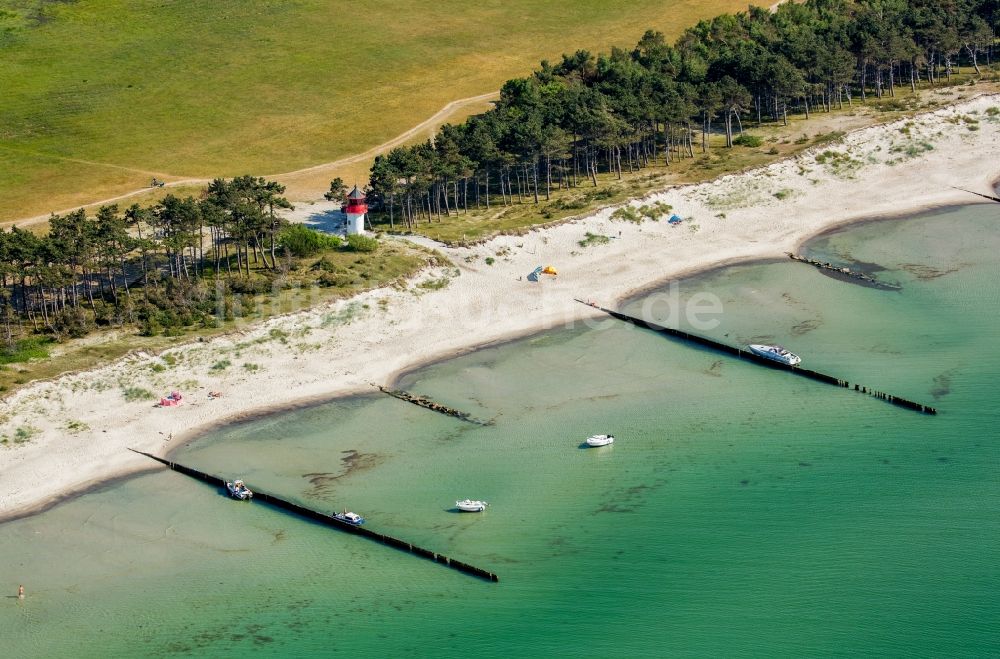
left=2, top=205, right=999, bottom=657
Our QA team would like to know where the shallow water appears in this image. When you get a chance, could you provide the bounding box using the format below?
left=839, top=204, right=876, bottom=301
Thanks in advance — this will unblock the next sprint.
left=2, top=205, right=998, bottom=657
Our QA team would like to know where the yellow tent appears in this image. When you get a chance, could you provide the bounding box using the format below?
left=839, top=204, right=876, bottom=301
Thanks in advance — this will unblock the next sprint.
left=542, top=266, right=558, bottom=275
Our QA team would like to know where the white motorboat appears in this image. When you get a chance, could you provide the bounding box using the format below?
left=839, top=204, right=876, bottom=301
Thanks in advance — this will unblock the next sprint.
left=586, top=434, right=615, bottom=447
left=333, top=510, right=365, bottom=525
left=456, top=499, right=488, bottom=512
left=226, top=479, right=253, bottom=500
left=748, top=344, right=801, bottom=366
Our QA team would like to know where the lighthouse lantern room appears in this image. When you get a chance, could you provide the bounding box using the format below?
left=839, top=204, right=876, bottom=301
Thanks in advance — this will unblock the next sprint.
left=343, top=185, right=367, bottom=235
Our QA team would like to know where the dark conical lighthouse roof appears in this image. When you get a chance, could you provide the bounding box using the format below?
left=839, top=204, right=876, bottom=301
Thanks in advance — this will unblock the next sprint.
left=347, top=185, right=365, bottom=201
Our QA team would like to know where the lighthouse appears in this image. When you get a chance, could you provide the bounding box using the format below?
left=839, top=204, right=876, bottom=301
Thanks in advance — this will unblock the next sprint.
left=343, top=185, right=367, bottom=235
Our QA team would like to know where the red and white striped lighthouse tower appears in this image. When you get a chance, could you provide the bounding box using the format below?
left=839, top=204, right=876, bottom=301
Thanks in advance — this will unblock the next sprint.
left=344, top=185, right=367, bottom=235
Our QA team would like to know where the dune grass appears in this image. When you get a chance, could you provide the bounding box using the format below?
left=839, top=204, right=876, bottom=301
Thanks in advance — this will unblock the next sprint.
left=0, top=0, right=748, bottom=222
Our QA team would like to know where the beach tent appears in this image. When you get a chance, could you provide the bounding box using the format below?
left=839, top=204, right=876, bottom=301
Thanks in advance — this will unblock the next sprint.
left=527, top=266, right=544, bottom=282
left=541, top=266, right=558, bottom=275
left=668, top=214, right=683, bottom=225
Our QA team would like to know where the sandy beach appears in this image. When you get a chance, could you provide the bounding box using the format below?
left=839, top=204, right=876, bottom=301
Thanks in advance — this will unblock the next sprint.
left=2, top=93, right=999, bottom=522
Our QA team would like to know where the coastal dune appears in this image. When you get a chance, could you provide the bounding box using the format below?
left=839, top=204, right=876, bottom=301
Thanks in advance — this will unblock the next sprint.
left=2, top=93, right=999, bottom=521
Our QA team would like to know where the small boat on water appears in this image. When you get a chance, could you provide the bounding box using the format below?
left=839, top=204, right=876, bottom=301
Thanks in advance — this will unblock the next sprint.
left=748, top=344, right=802, bottom=366
left=456, top=499, right=488, bottom=512
left=226, top=479, right=253, bottom=500
left=586, top=434, right=615, bottom=447
left=333, top=510, right=365, bottom=525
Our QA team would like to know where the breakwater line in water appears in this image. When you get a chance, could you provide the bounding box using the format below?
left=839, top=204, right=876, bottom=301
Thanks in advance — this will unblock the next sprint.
left=786, top=253, right=902, bottom=291
left=376, top=385, right=493, bottom=426
left=128, top=449, right=499, bottom=582
left=577, top=301, right=936, bottom=415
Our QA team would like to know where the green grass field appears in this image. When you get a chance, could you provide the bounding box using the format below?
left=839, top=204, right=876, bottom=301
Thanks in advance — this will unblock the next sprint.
left=0, top=0, right=748, bottom=223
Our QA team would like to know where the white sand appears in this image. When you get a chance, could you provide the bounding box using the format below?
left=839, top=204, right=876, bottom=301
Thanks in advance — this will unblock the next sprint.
left=2, top=93, right=999, bottom=521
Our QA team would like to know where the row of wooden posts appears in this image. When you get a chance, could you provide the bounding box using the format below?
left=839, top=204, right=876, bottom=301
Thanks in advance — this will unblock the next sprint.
left=578, top=301, right=937, bottom=415
left=128, top=449, right=499, bottom=582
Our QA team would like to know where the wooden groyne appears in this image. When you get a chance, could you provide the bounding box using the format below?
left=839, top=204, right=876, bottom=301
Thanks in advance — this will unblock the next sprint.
left=376, top=385, right=493, bottom=426
left=786, top=253, right=901, bottom=290
left=128, top=449, right=499, bottom=583
left=577, top=301, right=936, bottom=415
left=951, top=186, right=1000, bottom=204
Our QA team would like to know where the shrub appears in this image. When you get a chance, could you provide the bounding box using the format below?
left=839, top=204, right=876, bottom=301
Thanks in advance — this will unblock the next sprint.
left=313, top=256, right=337, bottom=273
left=52, top=307, right=95, bottom=339
left=140, top=317, right=163, bottom=337
left=346, top=234, right=379, bottom=253
left=585, top=188, right=615, bottom=201
left=732, top=134, right=763, bottom=147
left=279, top=224, right=342, bottom=257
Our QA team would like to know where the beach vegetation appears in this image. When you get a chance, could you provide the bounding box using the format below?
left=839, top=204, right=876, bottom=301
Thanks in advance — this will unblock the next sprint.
left=418, top=277, right=451, bottom=291
left=485, top=257, right=496, bottom=266
left=814, top=150, right=863, bottom=178
left=242, top=362, right=260, bottom=373
left=209, top=359, right=231, bottom=373
left=321, top=302, right=363, bottom=328
left=121, top=387, right=155, bottom=402
left=810, top=131, right=847, bottom=147
left=269, top=329, right=290, bottom=343
left=611, top=207, right=642, bottom=224
left=640, top=202, right=673, bottom=221
left=578, top=233, right=611, bottom=248
left=890, top=141, right=936, bottom=158
left=13, top=426, right=36, bottom=443
left=65, top=420, right=90, bottom=434
left=614, top=202, right=672, bottom=224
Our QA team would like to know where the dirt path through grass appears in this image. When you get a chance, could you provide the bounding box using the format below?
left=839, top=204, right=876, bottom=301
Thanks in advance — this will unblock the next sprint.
left=5, top=91, right=499, bottom=229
